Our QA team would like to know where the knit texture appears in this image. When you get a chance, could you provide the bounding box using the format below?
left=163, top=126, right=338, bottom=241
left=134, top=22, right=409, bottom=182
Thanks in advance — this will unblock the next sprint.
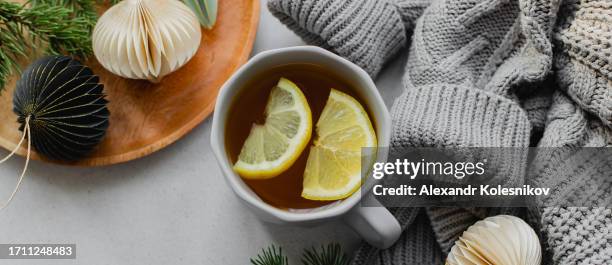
left=351, top=209, right=445, bottom=264
left=389, top=0, right=557, bottom=261
left=531, top=91, right=612, bottom=264
left=553, top=0, right=612, bottom=127
left=268, top=0, right=432, bottom=77
left=535, top=2, right=612, bottom=261
left=268, top=0, right=612, bottom=264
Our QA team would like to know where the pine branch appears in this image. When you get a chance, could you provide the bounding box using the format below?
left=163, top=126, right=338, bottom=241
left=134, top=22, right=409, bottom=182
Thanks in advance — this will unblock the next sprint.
left=0, top=0, right=119, bottom=91
left=301, top=244, right=349, bottom=265
left=31, top=0, right=97, bottom=20
left=251, top=245, right=289, bottom=265
left=0, top=1, right=29, bottom=90
left=250, top=244, right=349, bottom=265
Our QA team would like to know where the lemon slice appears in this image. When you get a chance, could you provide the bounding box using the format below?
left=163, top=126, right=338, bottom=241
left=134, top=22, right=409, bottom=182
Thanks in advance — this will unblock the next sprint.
left=302, top=89, right=377, bottom=200
left=233, top=78, right=312, bottom=179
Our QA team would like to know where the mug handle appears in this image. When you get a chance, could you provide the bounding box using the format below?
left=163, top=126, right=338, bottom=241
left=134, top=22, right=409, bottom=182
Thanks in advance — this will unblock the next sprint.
left=343, top=194, right=401, bottom=249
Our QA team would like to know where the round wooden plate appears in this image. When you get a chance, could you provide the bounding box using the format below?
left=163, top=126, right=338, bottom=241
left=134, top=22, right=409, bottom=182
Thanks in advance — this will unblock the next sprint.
left=0, top=0, right=260, bottom=166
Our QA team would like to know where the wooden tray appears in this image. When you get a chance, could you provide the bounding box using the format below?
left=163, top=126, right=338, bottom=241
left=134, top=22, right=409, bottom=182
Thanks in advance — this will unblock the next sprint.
left=0, top=0, right=260, bottom=166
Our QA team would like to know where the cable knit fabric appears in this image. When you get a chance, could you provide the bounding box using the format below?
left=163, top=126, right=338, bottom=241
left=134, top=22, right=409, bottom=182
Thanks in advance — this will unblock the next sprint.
left=531, top=91, right=612, bottom=264
left=389, top=0, right=556, bottom=262
left=553, top=0, right=612, bottom=127
left=267, top=0, right=432, bottom=77
left=268, top=0, right=612, bottom=264
left=536, top=2, right=612, bottom=262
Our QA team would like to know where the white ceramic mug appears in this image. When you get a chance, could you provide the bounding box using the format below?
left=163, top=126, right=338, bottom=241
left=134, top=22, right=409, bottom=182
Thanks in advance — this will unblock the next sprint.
left=210, top=46, right=401, bottom=249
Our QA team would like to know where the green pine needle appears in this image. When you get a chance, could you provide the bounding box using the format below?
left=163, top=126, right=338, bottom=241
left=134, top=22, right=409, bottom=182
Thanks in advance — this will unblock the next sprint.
left=301, top=244, right=349, bottom=265
left=251, top=245, right=289, bottom=265
left=0, top=0, right=119, bottom=91
left=250, top=243, right=349, bottom=265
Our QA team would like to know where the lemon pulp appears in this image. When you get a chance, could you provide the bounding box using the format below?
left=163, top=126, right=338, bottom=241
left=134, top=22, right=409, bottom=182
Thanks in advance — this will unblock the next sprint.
left=233, top=78, right=312, bottom=179
left=302, top=89, right=377, bottom=200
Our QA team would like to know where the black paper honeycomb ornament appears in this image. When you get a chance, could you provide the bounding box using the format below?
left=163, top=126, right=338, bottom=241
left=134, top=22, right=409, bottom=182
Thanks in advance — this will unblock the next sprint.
left=12, top=56, right=110, bottom=161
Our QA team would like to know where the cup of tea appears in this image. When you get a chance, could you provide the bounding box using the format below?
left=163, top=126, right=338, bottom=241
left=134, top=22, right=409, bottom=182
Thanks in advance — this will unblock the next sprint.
left=210, top=46, right=401, bottom=249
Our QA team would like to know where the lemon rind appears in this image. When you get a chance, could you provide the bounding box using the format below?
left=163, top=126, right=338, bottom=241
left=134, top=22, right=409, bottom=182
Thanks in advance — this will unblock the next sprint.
left=234, top=78, right=312, bottom=179
left=301, top=89, right=377, bottom=200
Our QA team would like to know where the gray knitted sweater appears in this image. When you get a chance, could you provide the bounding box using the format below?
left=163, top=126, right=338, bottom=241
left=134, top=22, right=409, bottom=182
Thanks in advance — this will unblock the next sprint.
left=268, top=0, right=612, bottom=264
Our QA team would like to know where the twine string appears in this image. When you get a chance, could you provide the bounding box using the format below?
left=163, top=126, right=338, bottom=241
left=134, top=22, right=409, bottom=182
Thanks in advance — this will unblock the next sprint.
left=0, top=116, right=28, bottom=164
left=0, top=116, right=32, bottom=211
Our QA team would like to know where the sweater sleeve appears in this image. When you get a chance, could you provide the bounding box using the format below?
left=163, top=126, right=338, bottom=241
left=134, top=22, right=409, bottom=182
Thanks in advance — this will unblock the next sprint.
left=267, top=0, right=431, bottom=78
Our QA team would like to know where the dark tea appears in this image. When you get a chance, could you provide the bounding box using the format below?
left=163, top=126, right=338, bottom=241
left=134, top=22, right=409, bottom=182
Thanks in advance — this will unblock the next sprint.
left=225, top=63, right=374, bottom=209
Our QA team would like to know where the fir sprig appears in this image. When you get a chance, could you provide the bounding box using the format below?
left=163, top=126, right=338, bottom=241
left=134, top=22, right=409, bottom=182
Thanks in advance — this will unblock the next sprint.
left=251, top=245, right=289, bottom=265
left=302, top=244, right=350, bottom=265
left=251, top=244, right=349, bottom=265
left=0, top=0, right=119, bottom=91
left=31, top=0, right=97, bottom=21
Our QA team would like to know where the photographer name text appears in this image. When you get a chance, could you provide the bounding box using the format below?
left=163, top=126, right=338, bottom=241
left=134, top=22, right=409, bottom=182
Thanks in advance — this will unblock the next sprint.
left=373, top=184, right=550, bottom=196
